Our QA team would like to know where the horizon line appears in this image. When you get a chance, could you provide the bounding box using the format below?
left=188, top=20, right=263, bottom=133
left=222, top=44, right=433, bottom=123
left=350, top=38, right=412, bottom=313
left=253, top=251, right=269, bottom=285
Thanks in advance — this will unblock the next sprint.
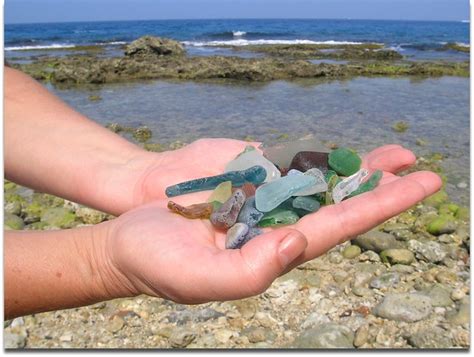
left=5, top=17, right=469, bottom=26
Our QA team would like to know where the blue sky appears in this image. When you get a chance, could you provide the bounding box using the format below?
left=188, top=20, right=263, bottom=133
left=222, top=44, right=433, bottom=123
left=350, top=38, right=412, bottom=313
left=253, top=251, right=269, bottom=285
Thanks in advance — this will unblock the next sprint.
left=5, top=0, right=470, bottom=24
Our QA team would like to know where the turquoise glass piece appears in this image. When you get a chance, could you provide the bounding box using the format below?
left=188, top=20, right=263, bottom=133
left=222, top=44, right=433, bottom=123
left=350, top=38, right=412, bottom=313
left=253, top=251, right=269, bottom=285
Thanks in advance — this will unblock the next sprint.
left=292, top=196, right=321, bottom=215
left=226, top=150, right=281, bottom=183
left=258, top=208, right=300, bottom=227
left=348, top=170, right=383, bottom=198
left=165, top=165, right=267, bottom=197
left=255, top=174, right=317, bottom=212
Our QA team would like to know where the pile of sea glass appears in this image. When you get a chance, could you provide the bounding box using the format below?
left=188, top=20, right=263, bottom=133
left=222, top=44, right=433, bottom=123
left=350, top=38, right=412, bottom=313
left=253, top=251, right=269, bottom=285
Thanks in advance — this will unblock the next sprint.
left=166, top=140, right=382, bottom=249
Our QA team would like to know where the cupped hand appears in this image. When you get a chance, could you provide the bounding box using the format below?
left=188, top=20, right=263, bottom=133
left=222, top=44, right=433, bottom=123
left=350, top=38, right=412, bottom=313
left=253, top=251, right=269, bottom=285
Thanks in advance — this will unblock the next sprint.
left=103, top=144, right=441, bottom=304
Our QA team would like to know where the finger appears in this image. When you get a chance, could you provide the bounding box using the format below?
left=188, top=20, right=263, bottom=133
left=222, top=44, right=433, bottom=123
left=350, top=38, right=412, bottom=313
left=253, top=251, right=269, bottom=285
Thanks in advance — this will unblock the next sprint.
left=294, top=170, right=442, bottom=262
left=362, top=146, right=416, bottom=174
left=209, top=228, right=307, bottom=301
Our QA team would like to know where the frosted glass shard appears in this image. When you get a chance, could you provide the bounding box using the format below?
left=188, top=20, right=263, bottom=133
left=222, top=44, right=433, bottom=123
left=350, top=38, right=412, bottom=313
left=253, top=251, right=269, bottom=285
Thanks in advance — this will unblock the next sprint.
left=225, top=150, right=281, bottom=183
left=255, top=174, right=316, bottom=212
left=332, top=169, right=369, bottom=204
left=294, top=168, right=328, bottom=196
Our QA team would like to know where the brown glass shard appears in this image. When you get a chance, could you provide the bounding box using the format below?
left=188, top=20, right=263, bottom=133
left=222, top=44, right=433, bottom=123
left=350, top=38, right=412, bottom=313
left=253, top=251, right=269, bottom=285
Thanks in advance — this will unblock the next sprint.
left=289, top=151, right=329, bottom=173
left=241, top=183, right=257, bottom=197
left=167, top=201, right=213, bottom=219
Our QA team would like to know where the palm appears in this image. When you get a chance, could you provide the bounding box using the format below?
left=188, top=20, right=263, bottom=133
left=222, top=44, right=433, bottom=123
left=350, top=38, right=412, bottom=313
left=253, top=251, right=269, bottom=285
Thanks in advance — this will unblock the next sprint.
left=112, top=143, right=441, bottom=303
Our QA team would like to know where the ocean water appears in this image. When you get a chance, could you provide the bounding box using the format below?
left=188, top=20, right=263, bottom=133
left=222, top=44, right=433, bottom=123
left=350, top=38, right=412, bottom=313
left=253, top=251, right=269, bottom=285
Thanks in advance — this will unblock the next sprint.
left=47, top=76, right=470, bottom=205
left=5, top=19, right=470, bottom=60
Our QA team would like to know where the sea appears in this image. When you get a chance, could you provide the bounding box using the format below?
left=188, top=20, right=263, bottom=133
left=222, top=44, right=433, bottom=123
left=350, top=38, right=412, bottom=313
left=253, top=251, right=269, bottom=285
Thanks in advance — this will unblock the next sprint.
left=4, top=19, right=471, bottom=204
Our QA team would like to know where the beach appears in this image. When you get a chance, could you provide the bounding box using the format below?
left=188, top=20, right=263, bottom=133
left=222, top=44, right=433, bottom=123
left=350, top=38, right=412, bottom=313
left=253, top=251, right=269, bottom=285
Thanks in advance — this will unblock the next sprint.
left=4, top=19, right=470, bottom=348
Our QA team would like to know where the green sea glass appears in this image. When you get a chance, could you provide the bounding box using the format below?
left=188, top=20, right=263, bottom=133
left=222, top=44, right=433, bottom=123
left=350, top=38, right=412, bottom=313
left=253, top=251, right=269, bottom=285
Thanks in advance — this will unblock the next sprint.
left=207, top=181, right=232, bottom=204
left=292, top=196, right=321, bottom=215
left=325, top=174, right=341, bottom=205
left=258, top=208, right=300, bottom=227
left=348, top=170, right=383, bottom=198
left=165, top=165, right=267, bottom=197
left=328, top=148, right=362, bottom=176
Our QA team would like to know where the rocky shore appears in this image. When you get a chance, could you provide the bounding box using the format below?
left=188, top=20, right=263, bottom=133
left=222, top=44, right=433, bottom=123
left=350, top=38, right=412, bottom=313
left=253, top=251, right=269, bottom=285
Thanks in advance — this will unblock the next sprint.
left=10, top=36, right=470, bottom=87
left=4, top=131, right=470, bottom=349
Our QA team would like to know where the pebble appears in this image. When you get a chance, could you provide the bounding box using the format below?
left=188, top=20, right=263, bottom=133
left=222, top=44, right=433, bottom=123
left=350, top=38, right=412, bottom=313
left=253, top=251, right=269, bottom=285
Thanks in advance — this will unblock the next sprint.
left=210, top=189, right=246, bottom=229
left=106, top=316, right=125, bottom=333
left=426, top=216, right=457, bottom=235
left=447, top=302, right=470, bottom=325
left=423, top=284, right=453, bottom=307
left=214, top=329, right=236, bottom=344
left=407, top=240, right=447, bottom=263
left=166, top=165, right=266, bottom=197
left=328, top=252, right=343, bottom=264
left=226, top=223, right=250, bottom=249
left=352, top=286, right=373, bottom=297
left=328, top=147, right=362, bottom=177
left=4, top=331, right=27, bottom=349
left=435, top=270, right=458, bottom=285
left=342, top=245, right=361, bottom=259
left=237, top=197, right=264, bottom=227
left=353, top=325, right=369, bottom=347
left=457, top=181, right=468, bottom=189
left=379, top=249, right=415, bottom=265
left=169, top=329, right=197, bottom=348
left=59, top=332, right=73, bottom=342
left=75, top=207, right=107, bottom=224
left=373, top=293, right=433, bottom=322
left=450, top=288, right=466, bottom=301
left=353, top=230, right=405, bottom=253
left=407, top=326, right=453, bottom=348
left=292, top=323, right=355, bottom=348
left=243, top=327, right=268, bottom=343
left=369, top=272, right=400, bottom=289
left=289, top=151, right=329, bottom=173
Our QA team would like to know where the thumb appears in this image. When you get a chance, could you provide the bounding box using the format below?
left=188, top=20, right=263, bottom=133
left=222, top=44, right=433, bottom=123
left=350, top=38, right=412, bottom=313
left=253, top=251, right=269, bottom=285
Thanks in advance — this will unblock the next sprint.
left=231, top=228, right=307, bottom=298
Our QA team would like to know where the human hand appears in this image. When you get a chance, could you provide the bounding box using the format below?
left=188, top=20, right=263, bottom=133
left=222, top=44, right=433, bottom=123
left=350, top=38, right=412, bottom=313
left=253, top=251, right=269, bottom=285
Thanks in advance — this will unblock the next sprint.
left=98, top=144, right=441, bottom=304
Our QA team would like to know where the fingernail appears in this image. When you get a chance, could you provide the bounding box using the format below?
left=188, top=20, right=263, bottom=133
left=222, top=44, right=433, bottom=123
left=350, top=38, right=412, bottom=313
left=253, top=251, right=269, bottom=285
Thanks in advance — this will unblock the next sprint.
left=278, top=232, right=306, bottom=267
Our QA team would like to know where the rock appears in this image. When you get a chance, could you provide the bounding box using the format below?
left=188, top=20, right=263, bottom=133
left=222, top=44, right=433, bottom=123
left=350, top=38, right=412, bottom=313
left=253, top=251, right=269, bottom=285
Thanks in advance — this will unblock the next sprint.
left=106, top=316, right=125, bottom=333
left=226, top=223, right=250, bottom=249
left=5, top=213, right=25, bottom=230
left=328, top=147, right=362, bottom=176
left=435, top=270, right=458, bottom=285
left=225, top=149, right=281, bottom=183
left=255, top=174, right=316, bottom=212
left=353, top=325, right=369, bottom=347
left=426, top=216, right=457, bottom=235
left=455, top=207, right=470, bottom=221
left=243, top=327, right=271, bottom=343
left=380, top=249, right=415, bottom=265
left=328, top=252, right=344, bottom=264
left=301, top=313, right=331, bottom=329
left=423, top=190, right=448, bottom=208
left=4, top=331, right=27, bottom=349
left=132, top=126, right=152, bottom=143
left=292, top=323, right=354, bottom=348
left=446, top=302, right=470, bottom=325
left=214, top=329, right=236, bottom=344
left=408, top=240, right=447, bottom=263
left=358, top=250, right=381, bottom=262
left=289, top=151, right=329, bottom=173
left=59, top=332, right=73, bottom=342
left=407, top=326, right=452, bottom=348
left=369, top=272, right=400, bottom=289
left=352, top=286, right=373, bottom=297
left=75, top=207, right=107, bottom=225
left=169, top=329, right=197, bottom=348
left=392, top=121, right=409, bottom=133
left=373, top=293, right=433, bottom=322
left=450, top=288, right=466, bottom=301
left=5, top=200, right=22, bottom=216
left=353, top=230, right=405, bottom=253
left=125, top=36, right=185, bottom=57
left=210, top=189, right=246, bottom=229
left=389, top=264, right=414, bottom=274
left=237, top=197, right=264, bottom=227
left=456, top=181, right=468, bottom=189
left=423, top=284, right=453, bottom=307
left=41, top=207, right=76, bottom=228
left=166, top=166, right=266, bottom=197
left=342, top=245, right=361, bottom=259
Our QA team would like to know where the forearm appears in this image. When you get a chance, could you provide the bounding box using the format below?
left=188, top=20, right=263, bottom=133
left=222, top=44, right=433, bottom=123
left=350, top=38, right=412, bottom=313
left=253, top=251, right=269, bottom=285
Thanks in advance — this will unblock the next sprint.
left=4, top=67, right=159, bottom=215
left=4, top=224, right=135, bottom=319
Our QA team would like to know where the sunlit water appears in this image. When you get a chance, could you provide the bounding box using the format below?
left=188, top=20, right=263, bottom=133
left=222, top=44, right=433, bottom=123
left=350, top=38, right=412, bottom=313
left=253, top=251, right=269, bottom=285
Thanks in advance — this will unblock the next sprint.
left=49, top=76, right=470, bottom=205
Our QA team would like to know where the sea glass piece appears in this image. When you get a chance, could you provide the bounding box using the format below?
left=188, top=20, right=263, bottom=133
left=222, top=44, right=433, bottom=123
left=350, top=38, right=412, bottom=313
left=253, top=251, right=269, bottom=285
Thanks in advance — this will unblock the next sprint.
left=324, top=170, right=338, bottom=183
left=332, top=169, right=370, bottom=204
left=211, top=201, right=223, bottom=211
left=289, top=151, right=329, bottom=173
left=166, top=165, right=267, bottom=197
left=262, top=138, right=330, bottom=170
left=241, top=183, right=257, bottom=197
left=255, top=174, right=317, bottom=212
left=258, top=208, right=300, bottom=227
left=210, top=189, right=246, bottom=229
left=226, top=223, right=250, bottom=249
left=348, top=170, right=383, bottom=198
left=237, top=197, right=264, bottom=227
left=294, top=168, right=328, bottom=196
left=325, top=173, right=342, bottom=205
left=225, top=150, right=281, bottom=183
left=167, top=201, right=213, bottom=219
left=328, top=148, right=362, bottom=176
left=292, top=196, right=321, bottom=215
left=207, top=181, right=232, bottom=204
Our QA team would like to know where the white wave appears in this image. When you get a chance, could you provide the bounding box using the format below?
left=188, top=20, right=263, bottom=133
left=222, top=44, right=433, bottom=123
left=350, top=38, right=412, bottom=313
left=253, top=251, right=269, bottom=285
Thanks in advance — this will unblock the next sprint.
left=387, top=45, right=405, bottom=52
left=455, top=42, right=470, bottom=47
left=182, top=39, right=366, bottom=47
left=461, top=20, right=470, bottom=23
left=105, top=41, right=127, bottom=45
left=5, top=43, right=76, bottom=51
left=233, top=31, right=247, bottom=37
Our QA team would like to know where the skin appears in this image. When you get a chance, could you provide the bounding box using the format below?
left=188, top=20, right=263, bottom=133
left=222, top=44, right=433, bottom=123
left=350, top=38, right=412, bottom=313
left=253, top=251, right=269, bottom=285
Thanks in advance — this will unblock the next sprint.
left=4, top=67, right=442, bottom=319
